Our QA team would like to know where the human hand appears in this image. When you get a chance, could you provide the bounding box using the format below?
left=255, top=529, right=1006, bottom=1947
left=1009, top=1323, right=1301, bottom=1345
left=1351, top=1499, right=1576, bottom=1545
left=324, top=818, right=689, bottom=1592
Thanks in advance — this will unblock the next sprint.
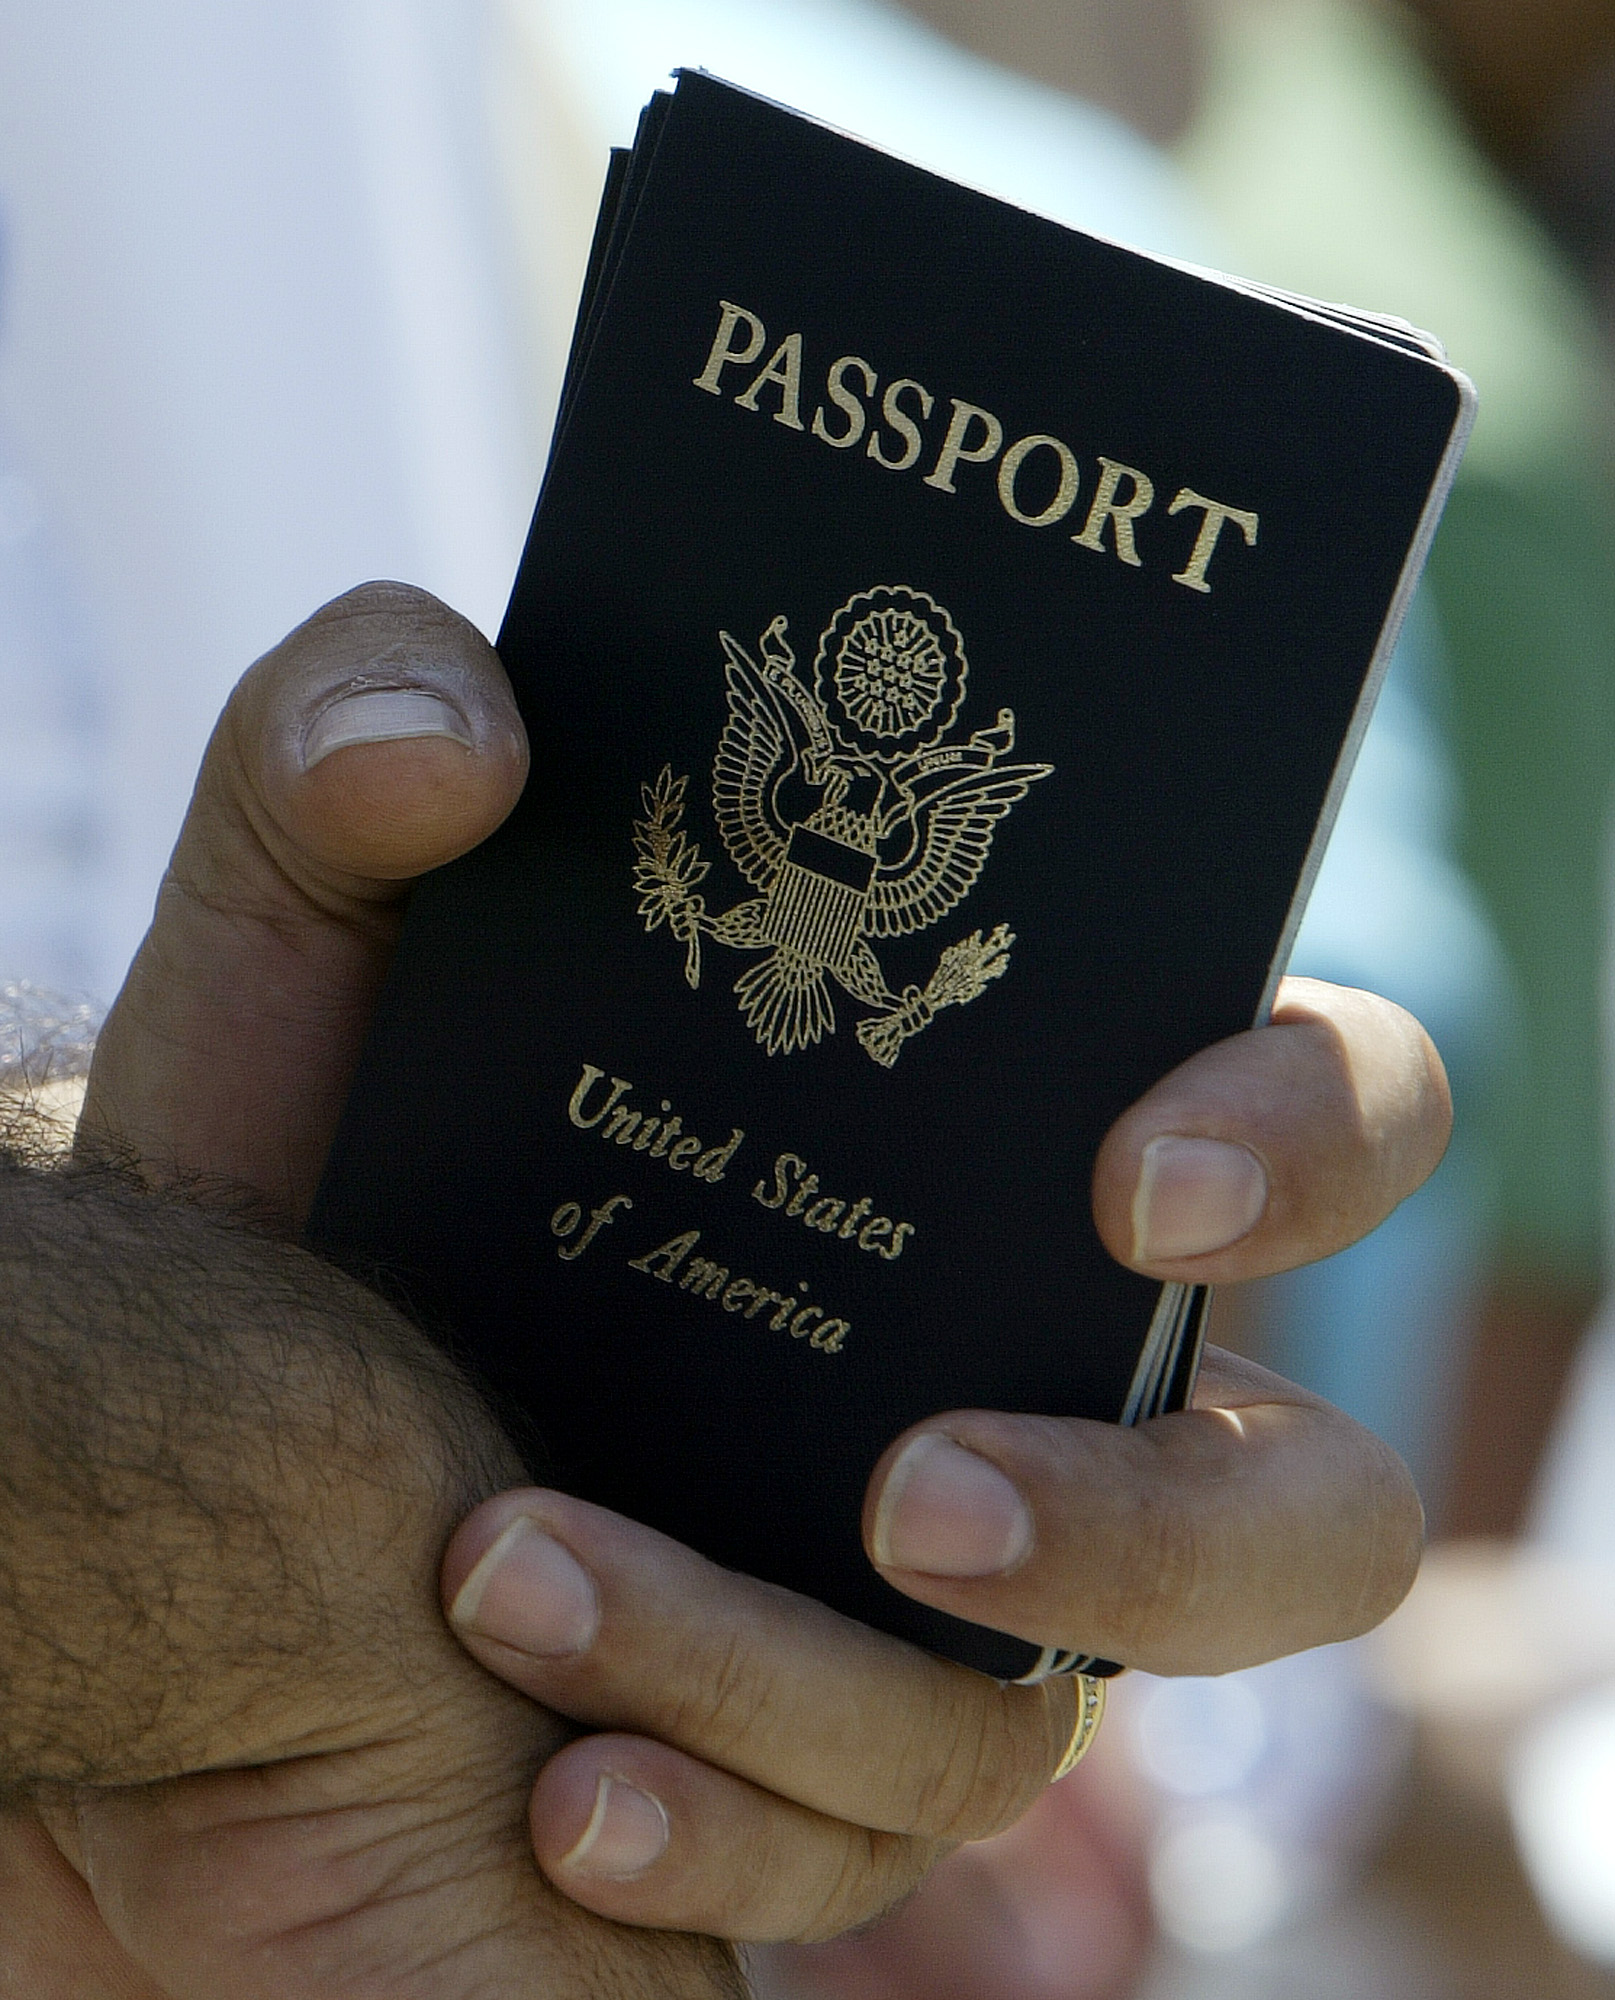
left=79, top=581, right=530, bottom=1224
left=72, top=583, right=1435, bottom=1952
left=8, top=582, right=739, bottom=1997
left=436, top=980, right=1436, bottom=1942
left=0, top=1139, right=741, bottom=1998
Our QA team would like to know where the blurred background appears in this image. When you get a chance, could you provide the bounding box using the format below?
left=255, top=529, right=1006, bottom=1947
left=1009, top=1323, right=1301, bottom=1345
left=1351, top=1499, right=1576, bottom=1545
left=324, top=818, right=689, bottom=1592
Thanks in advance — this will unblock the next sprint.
left=3, top=1, right=1615, bottom=1991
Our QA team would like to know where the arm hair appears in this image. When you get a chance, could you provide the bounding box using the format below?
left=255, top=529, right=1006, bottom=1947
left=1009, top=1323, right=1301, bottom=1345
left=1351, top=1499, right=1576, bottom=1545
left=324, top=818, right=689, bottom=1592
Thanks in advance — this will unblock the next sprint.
left=0, top=1100, right=525, bottom=1789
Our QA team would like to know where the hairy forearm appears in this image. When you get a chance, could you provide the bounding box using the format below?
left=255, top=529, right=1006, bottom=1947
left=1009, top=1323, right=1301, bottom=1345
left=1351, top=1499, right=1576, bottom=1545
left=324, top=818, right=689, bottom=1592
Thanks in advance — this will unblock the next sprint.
left=0, top=1145, right=523, bottom=1789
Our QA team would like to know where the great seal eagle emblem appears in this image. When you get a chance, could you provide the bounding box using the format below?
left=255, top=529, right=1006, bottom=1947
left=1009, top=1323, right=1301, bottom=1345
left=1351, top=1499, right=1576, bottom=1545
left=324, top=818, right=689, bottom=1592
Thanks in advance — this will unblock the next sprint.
left=633, top=586, right=1053, bottom=1065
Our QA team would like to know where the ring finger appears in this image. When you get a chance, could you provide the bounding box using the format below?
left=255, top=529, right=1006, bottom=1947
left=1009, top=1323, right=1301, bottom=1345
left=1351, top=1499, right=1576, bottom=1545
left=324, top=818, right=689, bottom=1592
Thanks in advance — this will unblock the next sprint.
left=527, top=1732, right=946, bottom=1940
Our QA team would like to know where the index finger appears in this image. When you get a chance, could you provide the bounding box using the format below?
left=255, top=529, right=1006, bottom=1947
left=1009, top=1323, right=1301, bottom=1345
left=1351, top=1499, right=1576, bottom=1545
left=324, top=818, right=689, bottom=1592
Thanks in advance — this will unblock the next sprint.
left=1091, top=976, right=1451, bottom=1283
left=864, top=1347, right=1424, bottom=1676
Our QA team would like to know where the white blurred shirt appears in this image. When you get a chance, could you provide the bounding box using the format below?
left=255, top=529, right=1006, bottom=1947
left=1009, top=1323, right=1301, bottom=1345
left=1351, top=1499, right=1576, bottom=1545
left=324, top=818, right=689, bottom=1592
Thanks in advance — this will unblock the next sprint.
left=0, top=419, right=107, bottom=994
left=0, top=0, right=534, bottom=996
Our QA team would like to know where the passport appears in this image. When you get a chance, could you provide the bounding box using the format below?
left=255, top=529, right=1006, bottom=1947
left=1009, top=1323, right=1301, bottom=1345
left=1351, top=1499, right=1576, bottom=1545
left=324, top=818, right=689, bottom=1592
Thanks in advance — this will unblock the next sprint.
left=309, top=72, right=1472, bottom=1682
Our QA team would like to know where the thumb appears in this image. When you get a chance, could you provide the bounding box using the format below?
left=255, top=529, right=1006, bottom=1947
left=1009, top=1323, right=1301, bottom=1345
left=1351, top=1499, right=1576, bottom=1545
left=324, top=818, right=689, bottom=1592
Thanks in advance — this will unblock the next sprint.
left=80, top=582, right=527, bottom=1225
left=45, top=1745, right=744, bottom=2000
left=229, top=579, right=528, bottom=890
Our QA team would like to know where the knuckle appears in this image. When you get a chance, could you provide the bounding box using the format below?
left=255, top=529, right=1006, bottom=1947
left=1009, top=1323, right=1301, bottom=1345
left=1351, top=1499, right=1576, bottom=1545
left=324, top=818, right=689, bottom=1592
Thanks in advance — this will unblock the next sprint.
left=1088, top=1483, right=1204, bottom=1663
left=659, top=1621, right=775, bottom=1761
left=898, top=1682, right=1048, bottom=1842
left=795, top=1830, right=941, bottom=1944
left=712, top=1799, right=814, bottom=1938
left=1393, top=1021, right=1453, bottom=1182
left=1305, top=988, right=1451, bottom=1212
left=1346, top=1441, right=1425, bottom=1634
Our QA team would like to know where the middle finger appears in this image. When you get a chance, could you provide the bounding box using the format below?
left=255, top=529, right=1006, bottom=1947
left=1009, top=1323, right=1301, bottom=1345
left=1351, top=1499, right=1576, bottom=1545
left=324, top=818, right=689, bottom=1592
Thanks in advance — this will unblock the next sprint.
left=443, top=1489, right=1075, bottom=1843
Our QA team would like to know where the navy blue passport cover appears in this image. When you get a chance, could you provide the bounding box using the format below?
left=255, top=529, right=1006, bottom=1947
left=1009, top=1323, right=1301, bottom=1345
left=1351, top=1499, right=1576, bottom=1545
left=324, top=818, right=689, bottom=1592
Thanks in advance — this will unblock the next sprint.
left=310, top=73, right=1470, bottom=1682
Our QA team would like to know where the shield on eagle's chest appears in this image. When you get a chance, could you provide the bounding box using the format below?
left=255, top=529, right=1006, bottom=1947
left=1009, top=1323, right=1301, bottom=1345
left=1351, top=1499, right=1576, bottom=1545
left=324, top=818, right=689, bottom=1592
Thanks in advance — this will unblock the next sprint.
left=759, top=823, right=874, bottom=969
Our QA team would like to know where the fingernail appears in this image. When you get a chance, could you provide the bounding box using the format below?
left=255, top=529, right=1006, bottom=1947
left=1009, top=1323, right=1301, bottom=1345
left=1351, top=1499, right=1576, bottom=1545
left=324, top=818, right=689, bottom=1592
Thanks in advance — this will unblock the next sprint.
left=447, top=1516, right=600, bottom=1656
left=301, top=688, right=473, bottom=770
left=558, top=1774, right=671, bottom=1879
left=871, top=1433, right=1034, bottom=1576
left=1131, top=1135, right=1268, bottom=1262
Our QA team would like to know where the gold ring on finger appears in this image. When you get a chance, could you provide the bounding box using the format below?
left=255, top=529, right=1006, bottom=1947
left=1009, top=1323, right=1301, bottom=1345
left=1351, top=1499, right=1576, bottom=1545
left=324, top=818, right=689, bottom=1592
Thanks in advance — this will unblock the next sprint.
left=1052, top=1673, right=1107, bottom=1782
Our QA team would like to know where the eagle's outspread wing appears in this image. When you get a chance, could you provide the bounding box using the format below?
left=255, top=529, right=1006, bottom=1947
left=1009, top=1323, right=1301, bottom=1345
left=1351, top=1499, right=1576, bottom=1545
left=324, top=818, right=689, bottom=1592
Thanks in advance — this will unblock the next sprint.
left=866, top=764, right=1053, bottom=938
left=712, top=632, right=808, bottom=891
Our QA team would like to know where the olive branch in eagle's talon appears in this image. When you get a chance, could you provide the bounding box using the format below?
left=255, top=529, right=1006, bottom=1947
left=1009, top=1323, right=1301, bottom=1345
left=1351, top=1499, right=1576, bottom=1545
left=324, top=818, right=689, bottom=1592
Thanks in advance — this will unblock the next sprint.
left=633, top=766, right=710, bottom=988
left=855, top=924, right=1017, bottom=1068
